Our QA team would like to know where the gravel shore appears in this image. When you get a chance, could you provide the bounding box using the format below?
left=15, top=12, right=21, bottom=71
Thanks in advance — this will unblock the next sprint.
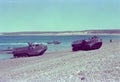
left=0, top=41, right=120, bottom=82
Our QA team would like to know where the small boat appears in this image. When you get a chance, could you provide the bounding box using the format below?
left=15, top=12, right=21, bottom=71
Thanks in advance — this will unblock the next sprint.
left=72, top=36, right=102, bottom=51
left=52, top=41, right=61, bottom=45
left=12, top=42, right=47, bottom=57
left=47, top=41, right=61, bottom=45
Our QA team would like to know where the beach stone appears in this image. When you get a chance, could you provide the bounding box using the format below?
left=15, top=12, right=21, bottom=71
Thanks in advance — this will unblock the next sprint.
left=81, top=77, right=85, bottom=80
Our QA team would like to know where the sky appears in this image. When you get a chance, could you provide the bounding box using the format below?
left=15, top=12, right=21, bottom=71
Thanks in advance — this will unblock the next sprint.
left=0, top=0, right=120, bottom=32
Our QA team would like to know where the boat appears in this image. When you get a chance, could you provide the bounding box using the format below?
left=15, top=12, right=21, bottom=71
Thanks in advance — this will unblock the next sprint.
left=12, top=42, right=47, bottom=57
left=72, top=36, right=102, bottom=51
left=52, top=41, right=61, bottom=45
left=47, top=41, right=61, bottom=45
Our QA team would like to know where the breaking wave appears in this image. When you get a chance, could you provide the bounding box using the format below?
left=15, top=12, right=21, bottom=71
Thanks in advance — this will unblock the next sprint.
left=0, top=43, right=28, bottom=46
left=0, top=42, right=48, bottom=46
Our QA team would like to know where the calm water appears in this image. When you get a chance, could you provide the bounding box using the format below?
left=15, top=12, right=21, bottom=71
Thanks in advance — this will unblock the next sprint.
left=0, top=35, right=120, bottom=60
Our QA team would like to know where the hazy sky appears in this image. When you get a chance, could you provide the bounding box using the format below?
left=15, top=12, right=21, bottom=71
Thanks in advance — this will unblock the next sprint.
left=0, top=0, right=120, bottom=32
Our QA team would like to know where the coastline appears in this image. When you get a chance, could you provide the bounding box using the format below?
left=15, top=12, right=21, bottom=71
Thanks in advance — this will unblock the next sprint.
left=0, top=33, right=120, bottom=36
left=0, top=29, right=120, bottom=36
left=0, top=41, right=120, bottom=82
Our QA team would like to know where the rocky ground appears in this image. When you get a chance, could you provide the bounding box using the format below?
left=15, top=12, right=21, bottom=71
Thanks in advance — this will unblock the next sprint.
left=0, top=41, right=120, bottom=82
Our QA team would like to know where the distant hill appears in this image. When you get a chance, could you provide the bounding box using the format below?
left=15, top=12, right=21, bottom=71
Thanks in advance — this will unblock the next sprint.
left=0, top=29, right=120, bottom=36
left=86, top=29, right=120, bottom=34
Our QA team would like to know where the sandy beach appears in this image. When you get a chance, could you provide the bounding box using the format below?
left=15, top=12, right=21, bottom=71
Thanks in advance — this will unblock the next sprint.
left=0, top=41, right=120, bottom=82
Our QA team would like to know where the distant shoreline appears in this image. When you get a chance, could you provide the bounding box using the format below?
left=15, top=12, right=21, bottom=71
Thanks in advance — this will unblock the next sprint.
left=1, top=34, right=120, bottom=36
left=0, top=29, right=120, bottom=36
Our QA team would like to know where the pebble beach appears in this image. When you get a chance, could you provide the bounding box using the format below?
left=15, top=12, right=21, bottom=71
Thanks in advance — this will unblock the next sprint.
left=0, top=41, right=120, bottom=82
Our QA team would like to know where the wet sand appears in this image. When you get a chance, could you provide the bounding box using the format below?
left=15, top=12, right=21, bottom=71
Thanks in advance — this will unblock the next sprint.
left=0, top=41, right=120, bottom=82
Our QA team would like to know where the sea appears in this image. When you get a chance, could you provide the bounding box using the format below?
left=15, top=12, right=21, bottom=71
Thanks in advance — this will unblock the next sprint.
left=0, top=35, right=120, bottom=60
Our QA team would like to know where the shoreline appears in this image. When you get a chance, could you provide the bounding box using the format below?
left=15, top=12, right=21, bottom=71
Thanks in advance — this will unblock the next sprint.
left=0, top=34, right=120, bottom=36
left=0, top=41, right=120, bottom=82
left=0, top=29, right=120, bottom=36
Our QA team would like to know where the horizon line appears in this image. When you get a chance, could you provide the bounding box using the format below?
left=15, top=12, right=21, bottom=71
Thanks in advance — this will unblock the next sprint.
left=0, top=29, right=120, bottom=33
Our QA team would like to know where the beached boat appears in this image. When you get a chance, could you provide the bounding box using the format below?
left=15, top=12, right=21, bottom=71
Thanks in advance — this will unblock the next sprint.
left=12, top=43, right=47, bottom=57
left=72, top=36, right=102, bottom=51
